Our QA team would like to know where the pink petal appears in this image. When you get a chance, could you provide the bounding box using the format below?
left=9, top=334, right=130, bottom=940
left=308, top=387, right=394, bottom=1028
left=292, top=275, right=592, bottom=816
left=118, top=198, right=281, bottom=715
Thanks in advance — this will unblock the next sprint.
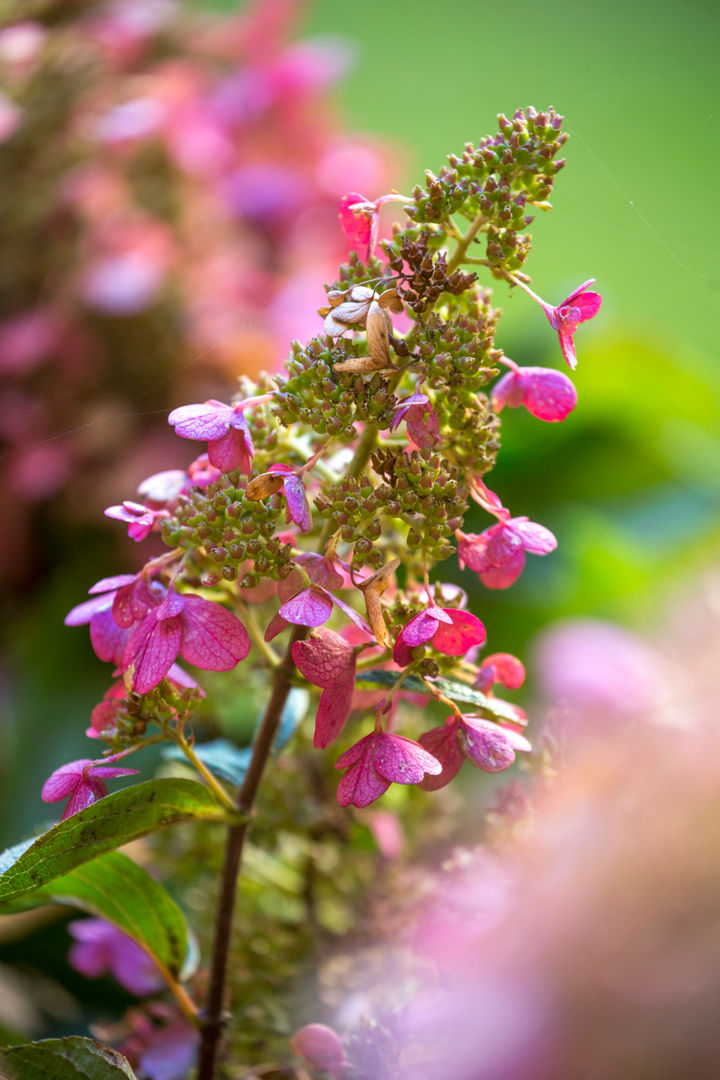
left=479, top=551, right=526, bottom=589
left=392, top=635, right=415, bottom=667
left=279, top=587, right=333, bottom=628
left=314, top=679, right=355, bottom=748
left=418, top=722, right=464, bottom=791
left=156, top=588, right=186, bottom=619
left=61, top=780, right=107, bottom=820
left=168, top=400, right=232, bottom=441
left=283, top=474, right=312, bottom=533
left=331, top=594, right=373, bottom=636
left=480, top=653, right=526, bottom=690
left=65, top=594, right=113, bottom=627
left=510, top=518, right=557, bottom=555
left=372, top=733, right=442, bottom=785
left=518, top=367, right=577, bottom=422
left=264, top=611, right=289, bottom=641
left=456, top=533, right=492, bottom=575
left=459, top=716, right=518, bottom=773
left=486, top=525, right=523, bottom=567
left=207, top=427, right=251, bottom=474
left=574, top=290, right=602, bottom=322
left=339, top=191, right=372, bottom=249
left=335, top=733, right=374, bottom=771
left=124, top=612, right=182, bottom=693
left=42, top=761, right=88, bottom=803
left=90, top=765, right=139, bottom=779
left=292, top=628, right=355, bottom=689
left=179, top=595, right=250, bottom=671
left=336, top=751, right=390, bottom=809
left=88, top=574, right=138, bottom=595
left=401, top=610, right=444, bottom=648
left=562, top=278, right=596, bottom=305
left=90, top=607, right=131, bottom=665
left=431, top=609, right=487, bottom=656
left=558, top=329, right=577, bottom=370
left=104, top=501, right=152, bottom=526
left=491, top=370, right=526, bottom=412
left=295, top=553, right=345, bottom=591
left=291, top=1025, right=347, bottom=1074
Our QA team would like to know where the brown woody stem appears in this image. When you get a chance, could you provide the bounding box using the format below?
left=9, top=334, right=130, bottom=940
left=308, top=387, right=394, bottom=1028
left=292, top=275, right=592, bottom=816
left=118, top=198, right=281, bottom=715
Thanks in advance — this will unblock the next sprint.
left=196, top=624, right=306, bottom=1080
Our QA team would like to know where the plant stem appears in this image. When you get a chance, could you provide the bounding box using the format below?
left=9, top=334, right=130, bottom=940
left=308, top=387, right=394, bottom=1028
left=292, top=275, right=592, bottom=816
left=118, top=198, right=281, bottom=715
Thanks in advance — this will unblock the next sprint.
left=196, top=625, right=306, bottom=1080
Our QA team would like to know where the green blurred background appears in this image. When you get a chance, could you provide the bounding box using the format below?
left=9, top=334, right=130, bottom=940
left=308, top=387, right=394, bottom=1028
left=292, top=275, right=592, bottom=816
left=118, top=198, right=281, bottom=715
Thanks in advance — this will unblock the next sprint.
left=2, top=0, right=719, bottom=848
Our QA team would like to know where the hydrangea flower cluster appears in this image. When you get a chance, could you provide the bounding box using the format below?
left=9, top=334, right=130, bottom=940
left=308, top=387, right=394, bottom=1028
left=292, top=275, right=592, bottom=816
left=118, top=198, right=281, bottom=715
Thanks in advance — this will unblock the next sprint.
left=52, top=104, right=601, bottom=825
left=23, top=107, right=602, bottom=1080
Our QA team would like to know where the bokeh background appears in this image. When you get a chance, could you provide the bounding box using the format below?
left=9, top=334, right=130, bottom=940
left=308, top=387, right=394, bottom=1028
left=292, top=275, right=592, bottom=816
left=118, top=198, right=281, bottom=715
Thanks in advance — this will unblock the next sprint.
left=0, top=0, right=718, bottom=1061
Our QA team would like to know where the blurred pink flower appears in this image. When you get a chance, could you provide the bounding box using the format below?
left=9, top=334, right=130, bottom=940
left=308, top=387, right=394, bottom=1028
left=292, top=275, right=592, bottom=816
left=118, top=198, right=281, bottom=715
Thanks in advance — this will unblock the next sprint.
left=68, top=918, right=163, bottom=995
left=42, top=753, right=138, bottom=820
left=335, top=730, right=442, bottom=808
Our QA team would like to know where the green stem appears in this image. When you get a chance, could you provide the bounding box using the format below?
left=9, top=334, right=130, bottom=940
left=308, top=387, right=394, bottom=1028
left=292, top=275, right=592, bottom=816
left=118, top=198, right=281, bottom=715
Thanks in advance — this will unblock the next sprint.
left=447, top=210, right=489, bottom=273
left=173, top=730, right=237, bottom=814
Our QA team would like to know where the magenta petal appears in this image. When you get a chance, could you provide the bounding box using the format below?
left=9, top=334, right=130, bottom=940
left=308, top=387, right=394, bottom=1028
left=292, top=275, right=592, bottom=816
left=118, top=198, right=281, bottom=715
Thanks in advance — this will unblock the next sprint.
left=479, top=551, right=526, bottom=589
left=510, top=518, right=557, bottom=554
left=90, top=608, right=131, bottom=665
left=295, top=553, right=344, bottom=591
left=112, top=585, right=137, bottom=629
left=314, top=679, right=355, bottom=748
left=331, top=594, right=373, bottom=636
left=372, top=732, right=442, bottom=785
left=283, top=474, right=312, bottom=533
left=207, top=427, right=251, bottom=473
left=520, top=367, right=577, bottom=422
left=392, top=636, right=415, bottom=667
left=431, top=609, right=486, bottom=656
left=88, top=574, right=138, bottom=595
left=459, top=716, right=517, bottom=773
left=124, top=612, right=182, bottom=693
left=558, top=329, right=577, bottom=370
left=292, top=628, right=355, bottom=689
left=156, top=588, right=186, bottom=619
left=264, top=611, right=289, bottom=641
left=337, top=758, right=389, bottom=808
left=401, top=610, right=442, bottom=648
left=42, top=761, right=87, bottom=803
left=480, top=652, right=525, bottom=689
left=456, top=534, right=492, bottom=574
left=339, top=191, right=372, bottom=249
left=168, top=400, right=232, bottom=441
left=574, top=290, right=602, bottom=322
left=279, top=587, right=333, bottom=627
left=66, top=594, right=113, bottom=627
left=491, top=370, right=526, bottom=412
left=179, top=595, right=250, bottom=671
left=335, top=733, right=373, bottom=771
left=61, top=781, right=107, bottom=820
left=486, top=525, right=523, bottom=567
left=90, top=765, right=139, bottom=779
left=417, top=722, right=464, bottom=791
left=563, top=278, right=596, bottom=305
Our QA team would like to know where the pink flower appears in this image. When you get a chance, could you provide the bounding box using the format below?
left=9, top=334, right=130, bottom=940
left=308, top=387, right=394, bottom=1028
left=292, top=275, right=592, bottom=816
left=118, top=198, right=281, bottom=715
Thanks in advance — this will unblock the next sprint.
left=335, top=731, right=442, bottom=808
left=104, top=500, right=166, bottom=542
left=457, top=517, right=557, bottom=589
left=419, top=714, right=531, bottom=790
left=474, top=652, right=526, bottom=693
left=42, top=753, right=139, bottom=820
left=492, top=364, right=577, bottom=422
left=390, top=392, right=440, bottom=448
left=65, top=574, right=162, bottom=665
left=123, top=588, right=250, bottom=694
left=291, top=1024, right=348, bottom=1079
left=168, top=399, right=254, bottom=474
left=393, top=606, right=486, bottom=666
left=521, top=278, right=602, bottom=370
left=67, top=918, right=163, bottom=995
left=292, top=628, right=357, bottom=748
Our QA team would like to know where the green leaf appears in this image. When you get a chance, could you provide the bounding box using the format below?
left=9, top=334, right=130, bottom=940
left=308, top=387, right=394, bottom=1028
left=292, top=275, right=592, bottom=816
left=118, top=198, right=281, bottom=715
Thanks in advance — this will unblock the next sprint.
left=12, top=851, right=191, bottom=980
left=0, top=1037, right=138, bottom=1080
left=0, top=778, right=235, bottom=906
left=356, top=670, right=525, bottom=724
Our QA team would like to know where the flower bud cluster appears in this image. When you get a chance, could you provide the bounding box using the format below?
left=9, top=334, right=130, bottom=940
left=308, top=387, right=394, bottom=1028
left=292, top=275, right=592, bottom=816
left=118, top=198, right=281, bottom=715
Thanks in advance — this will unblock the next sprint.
left=273, top=339, right=398, bottom=438
left=163, top=475, right=294, bottom=587
left=384, top=230, right=478, bottom=314
left=407, top=107, right=568, bottom=275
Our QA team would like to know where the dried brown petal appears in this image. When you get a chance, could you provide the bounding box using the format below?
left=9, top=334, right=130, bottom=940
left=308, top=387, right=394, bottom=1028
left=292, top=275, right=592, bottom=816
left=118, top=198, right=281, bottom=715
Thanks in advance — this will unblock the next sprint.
left=245, top=473, right=285, bottom=501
